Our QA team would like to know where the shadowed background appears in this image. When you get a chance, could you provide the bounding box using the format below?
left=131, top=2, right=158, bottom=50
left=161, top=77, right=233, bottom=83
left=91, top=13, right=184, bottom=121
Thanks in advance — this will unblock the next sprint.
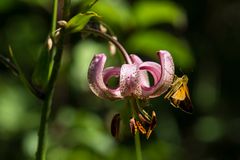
left=0, top=0, right=239, bottom=159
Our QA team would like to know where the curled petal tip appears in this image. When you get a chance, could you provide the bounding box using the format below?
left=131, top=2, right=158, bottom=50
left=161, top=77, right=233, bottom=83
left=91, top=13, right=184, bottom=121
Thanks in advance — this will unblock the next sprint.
left=138, top=50, right=175, bottom=98
left=88, top=54, right=107, bottom=98
left=88, top=53, right=122, bottom=100
left=155, top=50, right=175, bottom=95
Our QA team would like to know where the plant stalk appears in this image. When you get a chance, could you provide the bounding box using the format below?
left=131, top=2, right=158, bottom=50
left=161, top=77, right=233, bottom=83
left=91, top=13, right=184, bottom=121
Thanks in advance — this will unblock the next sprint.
left=35, top=0, right=67, bottom=159
left=130, top=98, right=143, bottom=160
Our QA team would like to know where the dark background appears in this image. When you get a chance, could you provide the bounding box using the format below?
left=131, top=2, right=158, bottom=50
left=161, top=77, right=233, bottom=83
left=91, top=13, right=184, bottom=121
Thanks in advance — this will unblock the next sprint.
left=0, top=0, right=239, bottom=159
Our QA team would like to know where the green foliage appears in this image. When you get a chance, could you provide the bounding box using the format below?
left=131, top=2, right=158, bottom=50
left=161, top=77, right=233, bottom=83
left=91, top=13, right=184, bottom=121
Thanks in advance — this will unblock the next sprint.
left=91, top=0, right=132, bottom=29
left=0, top=0, right=14, bottom=12
left=127, top=31, right=194, bottom=69
left=77, top=0, right=99, bottom=12
left=69, top=40, right=109, bottom=91
left=91, top=0, right=193, bottom=70
left=133, top=1, right=187, bottom=28
left=194, top=116, right=224, bottom=142
left=32, top=39, right=53, bottom=90
left=66, top=11, right=99, bottom=33
left=1, top=0, right=239, bottom=159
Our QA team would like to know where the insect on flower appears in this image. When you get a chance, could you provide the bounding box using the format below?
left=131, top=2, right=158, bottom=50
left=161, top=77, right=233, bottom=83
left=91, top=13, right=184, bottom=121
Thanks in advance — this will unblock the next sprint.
left=88, top=50, right=175, bottom=139
left=164, top=75, right=193, bottom=114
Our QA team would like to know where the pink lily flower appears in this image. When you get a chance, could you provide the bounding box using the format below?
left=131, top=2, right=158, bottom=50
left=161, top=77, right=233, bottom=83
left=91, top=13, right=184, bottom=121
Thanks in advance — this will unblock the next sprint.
left=88, top=50, right=175, bottom=100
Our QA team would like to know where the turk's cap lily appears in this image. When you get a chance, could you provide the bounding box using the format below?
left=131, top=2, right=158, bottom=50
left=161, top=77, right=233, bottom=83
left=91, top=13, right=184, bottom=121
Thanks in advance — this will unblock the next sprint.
left=88, top=50, right=175, bottom=100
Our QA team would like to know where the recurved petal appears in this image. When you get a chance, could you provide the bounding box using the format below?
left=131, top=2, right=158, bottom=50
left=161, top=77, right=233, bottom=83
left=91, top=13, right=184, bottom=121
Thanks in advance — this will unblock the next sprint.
left=138, top=61, right=162, bottom=98
left=103, top=67, right=120, bottom=83
left=119, top=64, right=142, bottom=97
left=130, top=54, right=150, bottom=87
left=139, top=50, right=175, bottom=98
left=151, top=50, right=175, bottom=97
left=88, top=54, right=122, bottom=100
left=102, top=66, right=122, bottom=97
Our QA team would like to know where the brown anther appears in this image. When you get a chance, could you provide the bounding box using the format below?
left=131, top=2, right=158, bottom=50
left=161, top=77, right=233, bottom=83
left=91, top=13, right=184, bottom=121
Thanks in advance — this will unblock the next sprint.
left=111, top=113, right=121, bottom=139
left=146, top=111, right=157, bottom=139
left=138, top=113, right=151, bottom=124
left=129, top=117, right=137, bottom=135
left=136, top=120, right=146, bottom=134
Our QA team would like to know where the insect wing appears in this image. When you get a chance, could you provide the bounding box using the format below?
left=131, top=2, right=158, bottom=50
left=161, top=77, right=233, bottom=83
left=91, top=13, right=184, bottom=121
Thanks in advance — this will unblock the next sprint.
left=165, top=75, right=193, bottom=114
left=178, top=83, right=192, bottom=113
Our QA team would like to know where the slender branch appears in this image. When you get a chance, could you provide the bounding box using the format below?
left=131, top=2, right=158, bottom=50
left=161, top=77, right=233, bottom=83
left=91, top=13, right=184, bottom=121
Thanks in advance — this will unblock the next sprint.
left=0, top=54, right=18, bottom=75
left=7, top=47, right=45, bottom=99
left=130, top=98, right=143, bottom=160
left=82, top=27, right=132, bottom=64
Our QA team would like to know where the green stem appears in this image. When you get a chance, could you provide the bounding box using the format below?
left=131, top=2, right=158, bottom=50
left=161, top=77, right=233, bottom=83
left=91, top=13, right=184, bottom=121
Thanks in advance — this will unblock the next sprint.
left=35, top=30, right=65, bottom=160
left=51, top=0, right=58, bottom=35
left=35, top=91, right=53, bottom=160
left=35, top=0, right=68, bottom=159
left=130, top=98, right=143, bottom=160
left=134, top=131, right=143, bottom=160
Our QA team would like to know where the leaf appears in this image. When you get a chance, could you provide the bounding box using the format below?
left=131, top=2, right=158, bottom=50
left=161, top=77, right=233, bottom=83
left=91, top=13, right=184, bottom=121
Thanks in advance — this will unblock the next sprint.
left=32, top=38, right=53, bottom=90
left=126, top=31, right=195, bottom=70
left=66, top=11, right=99, bottom=33
left=91, top=0, right=132, bottom=28
left=133, top=1, right=187, bottom=28
left=8, top=46, right=44, bottom=99
left=69, top=40, right=110, bottom=91
left=77, top=0, right=99, bottom=12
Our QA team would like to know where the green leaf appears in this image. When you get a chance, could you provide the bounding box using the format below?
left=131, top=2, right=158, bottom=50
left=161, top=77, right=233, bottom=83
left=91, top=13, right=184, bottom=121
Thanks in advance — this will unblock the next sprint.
left=66, top=11, right=99, bottom=33
left=126, top=31, right=195, bottom=70
left=133, top=1, right=187, bottom=28
left=76, top=0, right=99, bottom=12
left=32, top=40, right=53, bottom=90
left=69, top=40, right=109, bottom=91
left=91, top=0, right=132, bottom=29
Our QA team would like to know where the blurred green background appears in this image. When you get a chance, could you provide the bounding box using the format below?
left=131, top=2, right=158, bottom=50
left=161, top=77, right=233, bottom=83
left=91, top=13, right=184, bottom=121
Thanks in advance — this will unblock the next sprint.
left=0, top=0, right=240, bottom=159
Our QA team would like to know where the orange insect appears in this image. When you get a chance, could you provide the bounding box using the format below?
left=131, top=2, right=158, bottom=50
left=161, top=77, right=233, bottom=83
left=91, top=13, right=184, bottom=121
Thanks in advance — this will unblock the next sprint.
left=164, top=75, right=193, bottom=114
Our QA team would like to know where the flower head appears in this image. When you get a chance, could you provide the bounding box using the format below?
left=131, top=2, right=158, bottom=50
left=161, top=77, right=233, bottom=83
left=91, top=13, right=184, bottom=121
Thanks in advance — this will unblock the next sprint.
left=88, top=50, right=175, bottom=139
left=88, top=50, right=175, bottom=100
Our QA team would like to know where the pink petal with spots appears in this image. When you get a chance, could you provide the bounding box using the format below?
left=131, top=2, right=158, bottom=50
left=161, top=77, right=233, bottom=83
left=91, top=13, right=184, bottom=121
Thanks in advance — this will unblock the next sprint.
left=88, top=54, right=122, bottom=100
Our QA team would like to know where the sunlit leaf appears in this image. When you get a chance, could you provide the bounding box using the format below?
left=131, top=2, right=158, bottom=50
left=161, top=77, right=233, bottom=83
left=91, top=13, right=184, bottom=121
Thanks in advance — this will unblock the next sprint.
left=69, top=40, right=118, bottom=92
left=92, top=0, right=132, bottom=29
left=126, top=30, right=195, bottom=70
left=0, top=80, right=38, bottom=134
left=54, top=107, right=115, bottom=156
left=66, top=11, right=99, bottom=33
left=22, top=131, right=37, bottom=158
left=133, top=1, right=187, bottom=28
